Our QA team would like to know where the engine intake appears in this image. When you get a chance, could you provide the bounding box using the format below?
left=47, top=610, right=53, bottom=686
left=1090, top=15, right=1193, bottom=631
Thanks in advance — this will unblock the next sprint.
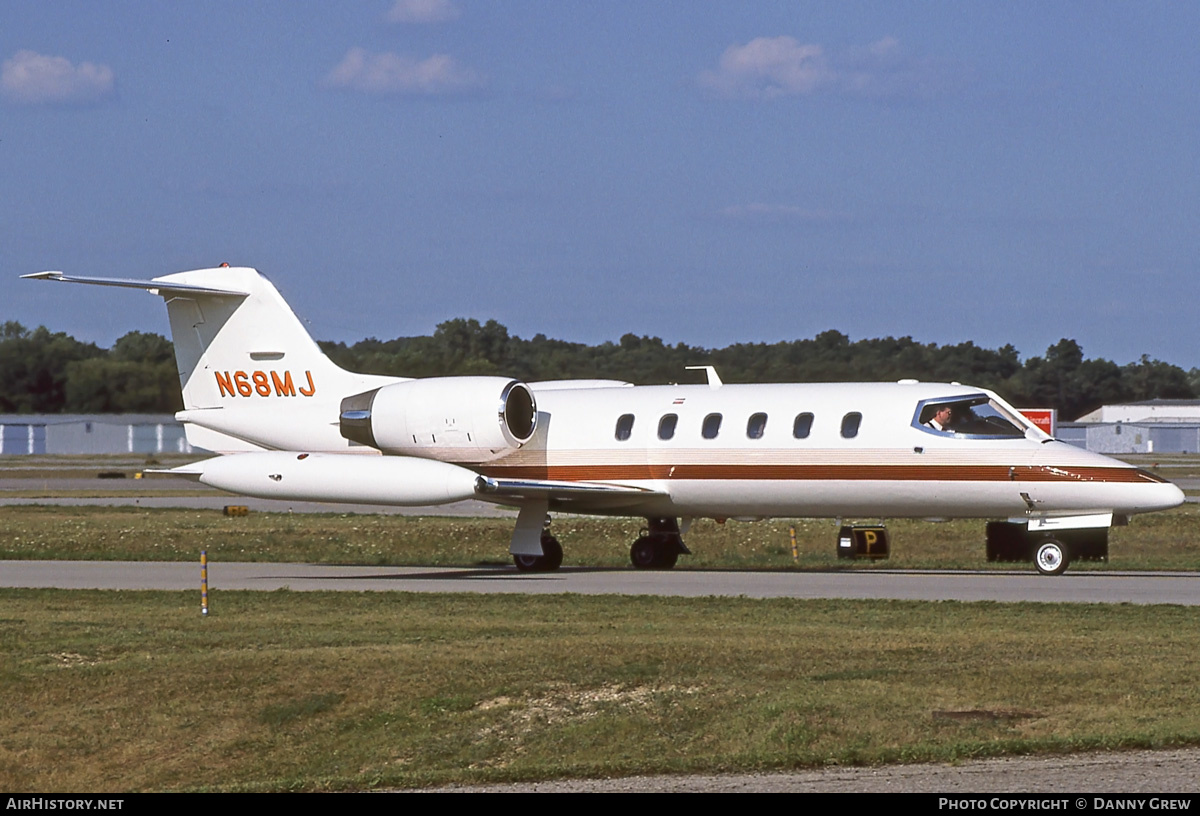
left=339, top=376, right=537, bottom=462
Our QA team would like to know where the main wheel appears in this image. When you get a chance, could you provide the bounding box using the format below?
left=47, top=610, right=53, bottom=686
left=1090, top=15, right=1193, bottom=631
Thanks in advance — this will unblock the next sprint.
left=630, top=535, right=659, bottom=569
left=630, top=536, right=680, bottom=569
left=513, top=553, right=541, bottom=572
left=513, top=534, right=563, bottom=572
left=1033, top=539, right=1070, bottom=576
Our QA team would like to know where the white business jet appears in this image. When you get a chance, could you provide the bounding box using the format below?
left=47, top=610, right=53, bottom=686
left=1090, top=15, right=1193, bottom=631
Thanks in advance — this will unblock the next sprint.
left=24, top=265, right=1184, bottom=575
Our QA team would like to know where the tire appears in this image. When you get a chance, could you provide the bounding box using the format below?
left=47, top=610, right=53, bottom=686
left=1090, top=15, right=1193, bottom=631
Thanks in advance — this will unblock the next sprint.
left=513, top=553, right=543, bottom=572
left=630, top=536, right=680, bottom=569
left=540, top=534, right=563, bottom=570
left=513, top=535, right=563, bottom=572
left=630, top=535, right=659, bottom=569
left=1034, top=539, right=1070, bottom=576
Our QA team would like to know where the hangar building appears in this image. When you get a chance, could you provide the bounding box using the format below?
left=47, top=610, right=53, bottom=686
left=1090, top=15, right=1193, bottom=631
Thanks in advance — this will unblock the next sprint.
left=0, top=414, right=192, bottom=455
left=1058, top=399, right=1200, bottom=454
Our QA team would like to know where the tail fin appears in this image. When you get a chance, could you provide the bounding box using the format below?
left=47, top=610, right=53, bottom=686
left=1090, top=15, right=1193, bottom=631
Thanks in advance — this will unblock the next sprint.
left=152, top=266, right=369, bottom=410
left=24, top=266, right=401, bottom=452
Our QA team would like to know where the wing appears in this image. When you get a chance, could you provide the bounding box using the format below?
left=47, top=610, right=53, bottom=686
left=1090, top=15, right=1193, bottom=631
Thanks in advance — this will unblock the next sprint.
left=476, top=476, right=665, bottom=509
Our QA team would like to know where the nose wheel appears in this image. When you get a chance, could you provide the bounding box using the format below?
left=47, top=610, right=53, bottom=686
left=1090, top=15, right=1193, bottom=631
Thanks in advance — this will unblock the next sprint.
left=1033, top=539, right=1070, bottom=576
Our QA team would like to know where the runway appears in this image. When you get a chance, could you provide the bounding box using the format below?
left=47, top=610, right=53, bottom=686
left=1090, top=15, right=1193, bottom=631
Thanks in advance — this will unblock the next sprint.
left=4, top=560, right=1200, bottom=604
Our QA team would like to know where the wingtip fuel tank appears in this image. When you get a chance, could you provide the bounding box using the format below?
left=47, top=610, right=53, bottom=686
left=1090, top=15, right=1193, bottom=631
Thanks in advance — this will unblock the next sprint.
left=182, top=451, right=483, bottom=506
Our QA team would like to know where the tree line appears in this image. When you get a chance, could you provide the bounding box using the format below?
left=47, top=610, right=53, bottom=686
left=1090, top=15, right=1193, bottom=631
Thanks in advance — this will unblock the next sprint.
left=1, top=317, right=1196, bottom=420
left=0, top=322, right=181, bottom=414
left=320, top=320, right=1197, bottom=420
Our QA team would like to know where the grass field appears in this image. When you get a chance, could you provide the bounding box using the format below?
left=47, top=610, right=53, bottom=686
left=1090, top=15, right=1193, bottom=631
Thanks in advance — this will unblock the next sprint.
left=3, top=504, right=1200, bottom=571
left=3, top=589, right=1199, bottom=792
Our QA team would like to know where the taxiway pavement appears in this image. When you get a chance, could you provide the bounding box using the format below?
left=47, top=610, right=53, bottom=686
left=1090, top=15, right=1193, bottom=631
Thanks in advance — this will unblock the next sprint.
left=4, top=560, right=1199, bottom=604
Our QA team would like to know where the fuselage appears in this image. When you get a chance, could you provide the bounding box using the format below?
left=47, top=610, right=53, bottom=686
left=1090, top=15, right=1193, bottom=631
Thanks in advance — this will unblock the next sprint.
left=199, top=378, right=1180, bottom=522
left=470, top=380, right=1181, bottom=521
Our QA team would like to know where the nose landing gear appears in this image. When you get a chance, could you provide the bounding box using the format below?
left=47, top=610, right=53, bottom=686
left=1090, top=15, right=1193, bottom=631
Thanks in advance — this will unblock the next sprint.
left=986, top=520, right=1103, bottom=575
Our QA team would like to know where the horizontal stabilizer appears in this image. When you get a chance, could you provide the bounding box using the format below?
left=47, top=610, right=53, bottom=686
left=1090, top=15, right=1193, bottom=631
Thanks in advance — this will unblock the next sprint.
left=142, top=464, right=205, bottom=481
left=21, top=271, right=248, bottom=298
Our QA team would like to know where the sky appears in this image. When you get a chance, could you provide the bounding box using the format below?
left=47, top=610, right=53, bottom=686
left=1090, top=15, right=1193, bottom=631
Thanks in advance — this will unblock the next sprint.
left=3, top=1, right=1199, bottom=370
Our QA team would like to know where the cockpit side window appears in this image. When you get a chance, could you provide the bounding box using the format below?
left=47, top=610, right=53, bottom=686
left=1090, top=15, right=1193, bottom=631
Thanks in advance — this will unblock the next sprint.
left=920, top=403, right=956, bottom=432
left=914, top=395, right=1027, bottom=438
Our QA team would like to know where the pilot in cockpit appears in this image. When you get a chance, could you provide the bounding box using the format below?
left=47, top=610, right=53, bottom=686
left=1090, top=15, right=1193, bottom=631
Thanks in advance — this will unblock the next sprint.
left=924, top=404, right=954, bottom=432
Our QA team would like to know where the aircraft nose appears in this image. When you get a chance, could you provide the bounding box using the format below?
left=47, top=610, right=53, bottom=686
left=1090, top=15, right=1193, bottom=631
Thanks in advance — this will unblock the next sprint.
left=1146, top=476, right=1185, bottom=512
left=1116, top=468, right=1185, bottom=514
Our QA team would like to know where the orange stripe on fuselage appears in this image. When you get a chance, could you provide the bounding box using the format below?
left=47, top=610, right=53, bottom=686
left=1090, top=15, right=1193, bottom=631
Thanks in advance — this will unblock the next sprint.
left=476, top=463, right=1166, bottom=484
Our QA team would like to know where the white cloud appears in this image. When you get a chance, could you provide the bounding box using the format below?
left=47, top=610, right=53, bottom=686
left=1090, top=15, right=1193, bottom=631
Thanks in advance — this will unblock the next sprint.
left=699, top=36, right=964, bottom=100
left=1, top=50, right=115, bottom=105
left=324, top=48, right=484, bottom=96
left=698, top=36, right=833, bottom=100
left=865, top=36, right=902, bottom=60
left=386, top=0, right=460, bottom=23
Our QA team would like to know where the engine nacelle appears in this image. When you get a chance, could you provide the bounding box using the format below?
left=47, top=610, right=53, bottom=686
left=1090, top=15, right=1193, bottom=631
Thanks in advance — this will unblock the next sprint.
left=339, top=376, right=537, bottom=462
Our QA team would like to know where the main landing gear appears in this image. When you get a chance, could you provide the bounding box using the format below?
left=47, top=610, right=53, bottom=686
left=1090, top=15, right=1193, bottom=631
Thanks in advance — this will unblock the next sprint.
left=512, top=530, right=563, bottom=572
left=511, top=516, right=691, bottom=572
left=630, top=517, right=690, bottom=570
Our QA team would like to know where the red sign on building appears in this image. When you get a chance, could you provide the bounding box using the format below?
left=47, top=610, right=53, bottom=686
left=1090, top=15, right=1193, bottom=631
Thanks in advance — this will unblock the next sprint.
left=1019, top=408, right=1057, bottom=437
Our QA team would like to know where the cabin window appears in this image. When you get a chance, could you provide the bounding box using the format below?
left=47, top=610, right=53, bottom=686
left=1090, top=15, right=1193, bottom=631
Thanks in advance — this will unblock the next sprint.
left=793, top=412, right=813, bottom=439
left=841, top=412, right=862, bottom=438
left=658, top=414, right=678, bottom=440
left=615, top=413, right=635, bottom=441
left=747, top=412, right=767, bottom=439
left=702, top=413, right=722, bottom=439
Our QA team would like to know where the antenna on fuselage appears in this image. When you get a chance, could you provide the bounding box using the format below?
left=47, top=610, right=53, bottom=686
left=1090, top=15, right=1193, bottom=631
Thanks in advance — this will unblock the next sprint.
left=685, top=365, right=723, bottom=389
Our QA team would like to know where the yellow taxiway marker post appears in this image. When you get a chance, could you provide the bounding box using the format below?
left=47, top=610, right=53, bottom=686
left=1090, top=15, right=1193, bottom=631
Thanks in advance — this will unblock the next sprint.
left=201, top=550, right=209, bottom=616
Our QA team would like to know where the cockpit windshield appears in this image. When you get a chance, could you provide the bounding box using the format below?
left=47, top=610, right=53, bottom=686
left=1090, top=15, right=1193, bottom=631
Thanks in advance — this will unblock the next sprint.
left=913, top=394, right=1029, bottom=438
